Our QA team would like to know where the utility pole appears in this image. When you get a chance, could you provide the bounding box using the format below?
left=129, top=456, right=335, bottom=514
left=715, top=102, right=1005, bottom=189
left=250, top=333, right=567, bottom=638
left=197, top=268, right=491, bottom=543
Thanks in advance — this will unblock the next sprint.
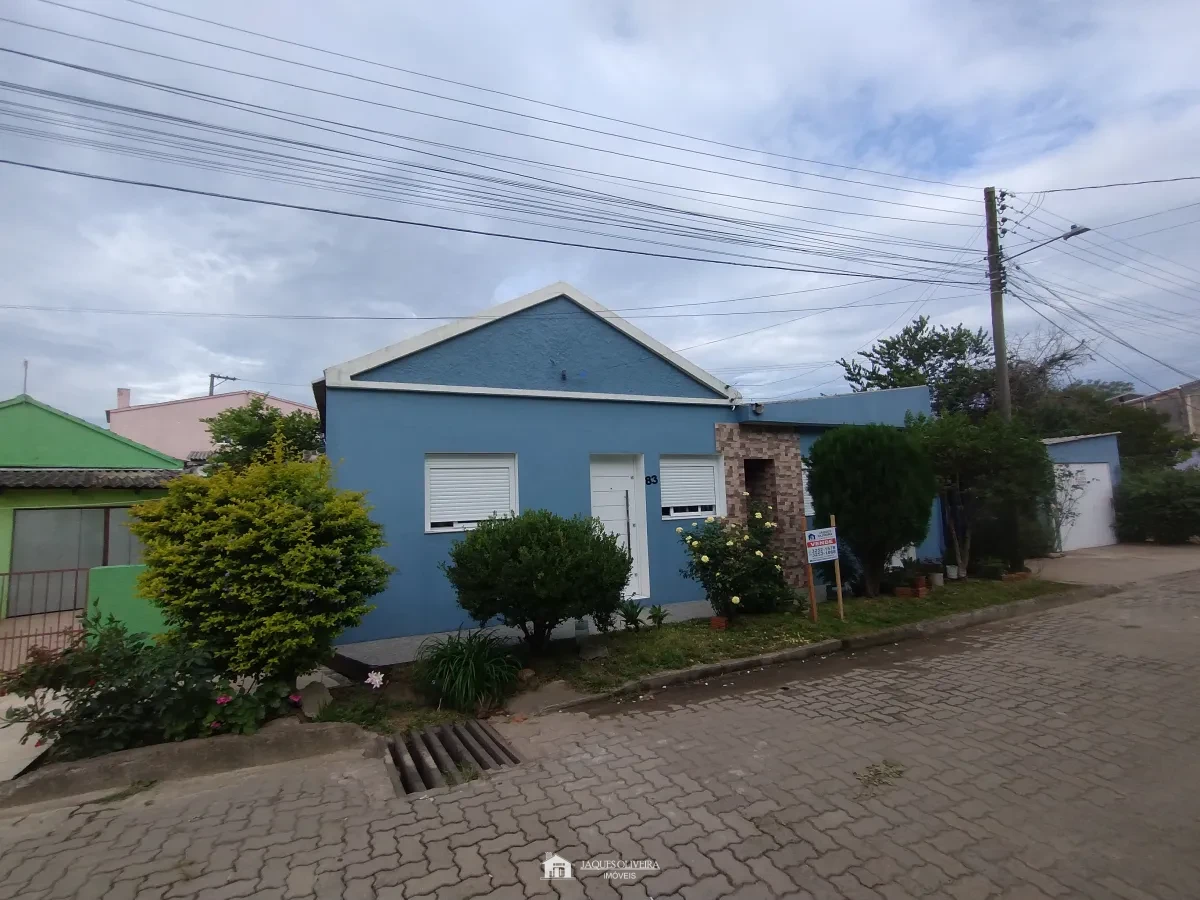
left=209, top=373, right=236, bottom=396
left=984, top=186, right=1011, bottom=420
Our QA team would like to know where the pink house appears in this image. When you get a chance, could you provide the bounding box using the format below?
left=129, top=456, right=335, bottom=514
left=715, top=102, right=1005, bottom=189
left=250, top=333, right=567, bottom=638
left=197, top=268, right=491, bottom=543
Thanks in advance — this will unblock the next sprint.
left=106, top=389, right=318, bottom=460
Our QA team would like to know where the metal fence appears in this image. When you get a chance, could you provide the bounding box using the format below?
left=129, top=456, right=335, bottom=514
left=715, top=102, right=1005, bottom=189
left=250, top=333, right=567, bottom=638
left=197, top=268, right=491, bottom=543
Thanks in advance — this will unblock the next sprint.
left=0, top=570, right=87, bottom=674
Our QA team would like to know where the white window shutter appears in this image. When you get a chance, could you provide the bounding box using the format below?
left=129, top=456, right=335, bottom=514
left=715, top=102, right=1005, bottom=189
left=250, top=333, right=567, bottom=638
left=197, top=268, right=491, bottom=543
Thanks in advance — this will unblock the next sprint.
left=426, top=454, right=517, bottom=531
left=659, top=456, right=724, bottom=518
left=801, top=462, right=815, bottom=517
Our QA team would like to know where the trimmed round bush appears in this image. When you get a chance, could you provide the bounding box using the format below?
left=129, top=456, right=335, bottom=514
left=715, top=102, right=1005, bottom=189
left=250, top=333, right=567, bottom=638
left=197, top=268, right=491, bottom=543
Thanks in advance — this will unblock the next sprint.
left=440, top=509, right=632, bottom=652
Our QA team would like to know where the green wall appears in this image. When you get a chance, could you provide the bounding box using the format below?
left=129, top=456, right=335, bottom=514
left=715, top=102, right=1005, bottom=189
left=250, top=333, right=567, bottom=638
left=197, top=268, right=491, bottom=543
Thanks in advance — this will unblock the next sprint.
left=88, top=564, right=166, bottom=638
left=0, top=395, right=182, bottom=469
left=0, top=490, right=166, bottom=616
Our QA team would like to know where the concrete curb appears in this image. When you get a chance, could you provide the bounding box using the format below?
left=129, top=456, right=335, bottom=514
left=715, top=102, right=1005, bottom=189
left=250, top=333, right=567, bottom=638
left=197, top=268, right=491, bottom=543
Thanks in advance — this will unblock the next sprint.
left=529, top=583, right=1120, bottom=714
left=0, top=719, right=385, bottom=810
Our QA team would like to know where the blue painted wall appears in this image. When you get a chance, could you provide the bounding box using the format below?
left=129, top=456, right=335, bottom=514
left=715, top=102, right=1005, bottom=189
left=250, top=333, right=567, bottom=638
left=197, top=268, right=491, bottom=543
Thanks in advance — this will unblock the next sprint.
left=1045, top=435, right=1122, bottom=484
left=354, top=296, right=727, bottom=399
left=742, top=385, right=931, bottom=427
left=327, top=388, right=737, bottom=641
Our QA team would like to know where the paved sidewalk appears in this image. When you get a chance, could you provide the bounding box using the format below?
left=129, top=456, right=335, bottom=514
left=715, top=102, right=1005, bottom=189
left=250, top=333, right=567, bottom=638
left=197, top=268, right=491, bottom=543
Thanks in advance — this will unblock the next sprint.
left=1029, top=542, right=1200, bottom=586
left=2, top=574, right=1198, bottom=898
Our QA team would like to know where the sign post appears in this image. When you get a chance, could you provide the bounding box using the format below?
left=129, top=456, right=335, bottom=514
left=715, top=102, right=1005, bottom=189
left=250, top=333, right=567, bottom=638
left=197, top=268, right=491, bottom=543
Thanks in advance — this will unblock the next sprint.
left=830, top=515, right=845, bottom=621
left=805, top=525, right=842, bottom=622
left=804, top=550, right=818, bottom=623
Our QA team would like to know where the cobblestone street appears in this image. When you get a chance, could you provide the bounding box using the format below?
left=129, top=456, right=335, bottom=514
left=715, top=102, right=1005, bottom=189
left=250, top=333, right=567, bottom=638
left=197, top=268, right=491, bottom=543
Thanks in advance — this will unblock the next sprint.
left=2, top=575, right=1198, bottom=899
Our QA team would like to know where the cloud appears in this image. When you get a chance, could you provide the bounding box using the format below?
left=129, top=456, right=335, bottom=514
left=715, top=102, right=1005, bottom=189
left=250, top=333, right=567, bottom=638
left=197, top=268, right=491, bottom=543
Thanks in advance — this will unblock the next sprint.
left=2, top=0, right=1198, bottom=418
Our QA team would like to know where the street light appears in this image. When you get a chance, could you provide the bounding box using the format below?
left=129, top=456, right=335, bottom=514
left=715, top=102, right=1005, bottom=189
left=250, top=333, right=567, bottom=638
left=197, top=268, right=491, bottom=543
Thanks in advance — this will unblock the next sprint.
left=1004, top=225, right=1091, bottom=261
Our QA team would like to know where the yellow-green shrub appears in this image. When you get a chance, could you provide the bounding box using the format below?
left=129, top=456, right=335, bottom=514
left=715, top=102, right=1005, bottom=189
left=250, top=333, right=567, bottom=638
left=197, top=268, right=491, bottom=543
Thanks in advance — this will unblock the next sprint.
left=129, top=442, right=392, bottom=682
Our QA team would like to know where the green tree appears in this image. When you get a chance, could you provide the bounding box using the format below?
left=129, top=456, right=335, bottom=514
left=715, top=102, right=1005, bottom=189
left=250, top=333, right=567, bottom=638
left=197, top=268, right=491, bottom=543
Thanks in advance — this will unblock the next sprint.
left=129, top=441, right=392, bottom=682
left=1023, top=382, right=1195, bottom=471
left=805, top=425, right=936, bottom=596
left=204, top=395, right=324, bottom=468
left=441, top=510, right=631, bottom=652
left=908, top=413, right=1053, bottom=573
left=838, top=316, right=993, bottom=414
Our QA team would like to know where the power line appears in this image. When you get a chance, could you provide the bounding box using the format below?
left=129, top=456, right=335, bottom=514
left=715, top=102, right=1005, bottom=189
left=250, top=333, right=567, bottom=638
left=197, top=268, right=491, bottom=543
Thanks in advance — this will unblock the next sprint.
left=1010, top=273, right=1198, bottom=382
left=1007, top=287, right=1162, bottom=393
left=0, top=159, right=988, bottom=284
left=0, top=19, right=981, bottom=219
left=1092, top=199, right=1200, bottom=230
left=0, top=47, right=985, bottom=233
left=0, top=99, right=983, bottom=275
left=35, top=0, right=980, bottom=206
left=116, top=0, right=981, bottom=192
left=1021, top=176, right=1200, bottom=193
left=0, top=292, right=986, bottom=322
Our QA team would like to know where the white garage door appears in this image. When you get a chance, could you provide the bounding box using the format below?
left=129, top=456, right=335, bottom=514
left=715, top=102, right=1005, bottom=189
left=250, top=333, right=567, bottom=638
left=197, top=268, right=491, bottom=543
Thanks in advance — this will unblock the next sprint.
left=1054, top=462, right=1117, bottom=552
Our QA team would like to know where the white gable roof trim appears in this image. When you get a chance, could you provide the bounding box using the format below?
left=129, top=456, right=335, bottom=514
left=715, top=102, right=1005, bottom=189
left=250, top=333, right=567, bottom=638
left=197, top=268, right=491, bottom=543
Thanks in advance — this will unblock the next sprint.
left=324, top=282, right=741, bottom=405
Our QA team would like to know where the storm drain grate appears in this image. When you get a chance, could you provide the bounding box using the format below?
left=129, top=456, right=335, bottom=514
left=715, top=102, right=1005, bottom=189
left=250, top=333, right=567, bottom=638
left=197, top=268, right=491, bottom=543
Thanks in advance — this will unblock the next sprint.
left=388, top=720, right=522, bottom=794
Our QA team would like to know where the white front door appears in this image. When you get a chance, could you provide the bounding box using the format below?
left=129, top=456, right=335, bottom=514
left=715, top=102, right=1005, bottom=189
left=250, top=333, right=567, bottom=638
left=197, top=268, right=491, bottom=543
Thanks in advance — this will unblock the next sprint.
left=1055, top=463, right=1117, bottom=551
left=589, top=455, right=650, bottom=599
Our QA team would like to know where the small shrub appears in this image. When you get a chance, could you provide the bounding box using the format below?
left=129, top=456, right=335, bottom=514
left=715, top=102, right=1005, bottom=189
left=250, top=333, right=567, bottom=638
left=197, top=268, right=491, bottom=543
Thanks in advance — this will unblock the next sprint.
left=413, top=631, right=520, bottom=712
left=678, top=502, right=793, bottom=618
left=618, top=599, right=644, bottom=631
left=441, top=509, right=631, bottom=651
left=0, top=610, right=288, bottom=761
left=648, top=605, right=669, bottom=628
left=1115, top=468, right=1200, bottom=544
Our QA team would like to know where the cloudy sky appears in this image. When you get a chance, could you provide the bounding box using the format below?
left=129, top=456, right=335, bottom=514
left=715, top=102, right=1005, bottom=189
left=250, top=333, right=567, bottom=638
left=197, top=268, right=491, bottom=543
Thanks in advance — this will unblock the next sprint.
left=2, top=0, right=1198, bottom=421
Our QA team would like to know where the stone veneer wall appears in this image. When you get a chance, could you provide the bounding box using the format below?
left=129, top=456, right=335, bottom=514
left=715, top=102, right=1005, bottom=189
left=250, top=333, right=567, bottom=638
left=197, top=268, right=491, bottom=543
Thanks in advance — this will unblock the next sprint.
left=715, top=423, right=808, bottom=587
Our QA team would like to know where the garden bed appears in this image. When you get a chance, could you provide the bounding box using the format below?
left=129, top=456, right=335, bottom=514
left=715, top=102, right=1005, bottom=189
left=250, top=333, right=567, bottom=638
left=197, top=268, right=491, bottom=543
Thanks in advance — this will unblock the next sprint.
left=531, top=578, right=1068, bottom=693
left=315, top=683, right=467, bottom=735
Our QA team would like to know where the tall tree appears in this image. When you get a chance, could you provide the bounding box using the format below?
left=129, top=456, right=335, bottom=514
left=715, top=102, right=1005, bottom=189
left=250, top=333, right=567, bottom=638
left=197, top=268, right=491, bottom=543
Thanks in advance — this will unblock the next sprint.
left=204, top=396, right=324, bottom=469
left=838, top=316, right=993, bottom=415
left=1023, top=382, right=1196, bottom=471
left=908, top=413, right=1054, bottom=574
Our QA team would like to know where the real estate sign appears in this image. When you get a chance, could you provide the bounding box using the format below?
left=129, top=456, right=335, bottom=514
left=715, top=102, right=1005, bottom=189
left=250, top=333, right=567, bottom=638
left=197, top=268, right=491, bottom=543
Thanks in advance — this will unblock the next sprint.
left=805, top=527, right=838, bottom=563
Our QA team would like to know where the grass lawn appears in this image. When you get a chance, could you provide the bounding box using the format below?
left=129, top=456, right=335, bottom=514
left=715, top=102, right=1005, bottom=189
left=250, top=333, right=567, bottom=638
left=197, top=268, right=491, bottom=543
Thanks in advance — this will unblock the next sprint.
left=315, top=683, right=467, bottom=735
left=536, top=578, right=1069, bottom=694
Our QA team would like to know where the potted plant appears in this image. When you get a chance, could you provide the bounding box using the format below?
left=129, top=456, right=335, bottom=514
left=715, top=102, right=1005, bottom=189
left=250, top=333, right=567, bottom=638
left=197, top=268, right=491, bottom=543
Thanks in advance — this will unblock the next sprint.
left=919, top=557, right=944, bottom=588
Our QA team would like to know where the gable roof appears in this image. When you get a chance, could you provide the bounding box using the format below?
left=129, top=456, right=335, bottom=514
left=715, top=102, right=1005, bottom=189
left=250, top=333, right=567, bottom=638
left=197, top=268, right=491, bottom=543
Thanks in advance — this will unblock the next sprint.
left=0, top=394, right=183, bottom=470
left=322, top=282, right=739, bottom=405
left=105, top=389, right=316, bottom=421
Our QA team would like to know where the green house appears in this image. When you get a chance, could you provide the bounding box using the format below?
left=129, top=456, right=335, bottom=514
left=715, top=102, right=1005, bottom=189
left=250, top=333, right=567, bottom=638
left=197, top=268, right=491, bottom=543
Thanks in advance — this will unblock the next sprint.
left=0, top=394, right=182, bottom=626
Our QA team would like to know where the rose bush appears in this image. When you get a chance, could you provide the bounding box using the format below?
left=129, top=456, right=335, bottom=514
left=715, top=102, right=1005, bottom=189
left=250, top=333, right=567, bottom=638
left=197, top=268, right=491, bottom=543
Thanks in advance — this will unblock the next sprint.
left=677, top=501, right=794, bottom=619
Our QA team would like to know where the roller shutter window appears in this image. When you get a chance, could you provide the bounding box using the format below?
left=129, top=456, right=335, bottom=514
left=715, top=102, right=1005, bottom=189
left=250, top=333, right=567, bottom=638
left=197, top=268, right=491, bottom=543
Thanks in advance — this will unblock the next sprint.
left=660, top=455, right=723, bottom=519
left=426, top=454, right=518, bottom=532
left=801, top=461, right=815, bottom=517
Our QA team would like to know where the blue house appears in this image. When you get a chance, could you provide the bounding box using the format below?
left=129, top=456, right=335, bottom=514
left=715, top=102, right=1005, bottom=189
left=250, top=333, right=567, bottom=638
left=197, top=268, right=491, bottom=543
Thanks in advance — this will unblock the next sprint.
left=314, top=283, right=941, bottom=642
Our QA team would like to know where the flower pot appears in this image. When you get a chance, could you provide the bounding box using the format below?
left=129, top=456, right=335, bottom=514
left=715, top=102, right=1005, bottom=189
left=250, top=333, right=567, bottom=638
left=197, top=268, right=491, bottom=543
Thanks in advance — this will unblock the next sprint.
left=710, top=616, right=728, bottom=631
left=915, top=586, right=930, bottom=598
left=945, top=564, right=959, bottom=580
left=913, top=575, right=928, bottom=590
left=929, top=572, right=945, bottom=588
left=894, top=586, right=914, bottom=598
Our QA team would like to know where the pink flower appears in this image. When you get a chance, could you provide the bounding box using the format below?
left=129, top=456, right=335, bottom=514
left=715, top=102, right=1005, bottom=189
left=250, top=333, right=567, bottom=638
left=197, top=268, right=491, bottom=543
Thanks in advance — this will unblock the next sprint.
left=210, top=721, right=222, bottom=730
left=34, top=739, right=44, bottom=747
left=216, top=695, right=232, bottom=706
left=288, top=693, right=302, bottom=705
